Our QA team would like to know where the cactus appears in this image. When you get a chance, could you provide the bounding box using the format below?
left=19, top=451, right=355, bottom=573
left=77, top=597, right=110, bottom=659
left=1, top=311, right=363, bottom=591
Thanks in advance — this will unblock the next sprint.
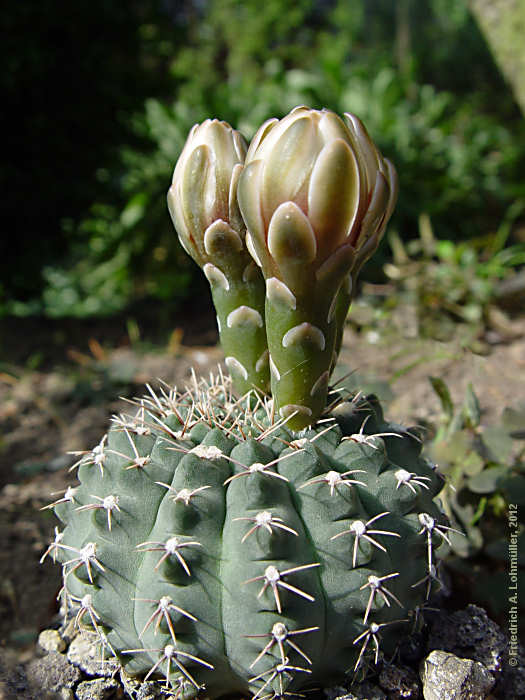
left=46, top=377, right=450, bottom=698
left=43, top=107, right=452, bottom=699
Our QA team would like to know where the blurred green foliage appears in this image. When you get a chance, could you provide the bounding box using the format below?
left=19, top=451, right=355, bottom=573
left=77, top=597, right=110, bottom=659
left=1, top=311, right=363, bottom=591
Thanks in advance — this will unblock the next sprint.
left=3, top=0, right=525, bottom=317
left=384, top=210, right=525, bottom=342
left=427, top=378, right=525, bottom=614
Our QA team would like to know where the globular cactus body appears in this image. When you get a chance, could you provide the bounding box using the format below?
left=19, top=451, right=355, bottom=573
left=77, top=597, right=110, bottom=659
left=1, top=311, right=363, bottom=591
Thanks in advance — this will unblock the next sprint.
left=48, top=376, right=449, bottom=698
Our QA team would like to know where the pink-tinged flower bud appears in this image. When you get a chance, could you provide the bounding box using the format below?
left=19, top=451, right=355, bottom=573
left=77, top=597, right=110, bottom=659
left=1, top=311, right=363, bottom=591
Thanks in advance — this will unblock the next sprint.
left=167, top=119, right=247, bottom=267
left=238, top=106, right=397, bottom=289
left=167, top=120, right=269, bottom=395
left=237, top=106, right=397, bottom=429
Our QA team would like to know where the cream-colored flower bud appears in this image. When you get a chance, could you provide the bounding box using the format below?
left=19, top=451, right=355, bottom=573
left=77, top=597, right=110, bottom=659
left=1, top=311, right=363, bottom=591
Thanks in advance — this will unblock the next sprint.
left=237, top=105, right=397, bottom=288
left=167, top=119, right=247, bottom=267
left=167, top=119, right=270, bottom=395
left=237, top=106, right=397, bottom=429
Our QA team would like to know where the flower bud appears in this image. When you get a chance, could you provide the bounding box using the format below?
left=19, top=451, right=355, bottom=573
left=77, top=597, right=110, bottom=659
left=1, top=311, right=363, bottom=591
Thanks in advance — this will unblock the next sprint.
left=167, top=119, right=248, bottom=269
left=167, top=120, right=269, bottom=395
left=237, top=106, right=397, bottom=428
left=238, top=106, right=397, bottom=290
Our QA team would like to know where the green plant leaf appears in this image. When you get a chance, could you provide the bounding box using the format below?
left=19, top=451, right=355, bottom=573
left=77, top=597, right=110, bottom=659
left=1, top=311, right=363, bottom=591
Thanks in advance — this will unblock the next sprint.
left=462, top=451, right=485, bottom=477
left=481, top=424, right=514, bottom=463
left=502, top=405, right=525, bottom=439
left=463, top=383, right=481, bottom=428
left=467, top=466, right=508, bottom=494
left=429, top=376, right=454, bottom=421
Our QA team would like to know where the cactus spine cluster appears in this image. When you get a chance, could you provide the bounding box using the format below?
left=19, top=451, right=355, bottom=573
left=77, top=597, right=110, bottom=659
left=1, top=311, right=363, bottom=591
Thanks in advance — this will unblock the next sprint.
left=43, top=106, right=452, bottom=699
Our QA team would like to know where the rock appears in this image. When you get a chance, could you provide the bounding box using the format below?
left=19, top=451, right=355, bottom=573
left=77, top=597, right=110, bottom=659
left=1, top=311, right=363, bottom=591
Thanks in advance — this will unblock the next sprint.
left=38, top=629, right=66, bottom=654
left=67, top=632, right=118, bottom=678
left=379, top=662, right=421, bottom=698
left=26, top=651, right=82, bottom=695
left=420, top=650, right=494, bottom=700
left=427, top=605, right=506, bottom=673
left=74, top=678, right=118, bottom=700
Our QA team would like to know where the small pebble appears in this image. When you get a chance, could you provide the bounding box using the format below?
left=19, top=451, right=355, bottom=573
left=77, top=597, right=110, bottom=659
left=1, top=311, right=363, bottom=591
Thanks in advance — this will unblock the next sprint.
left=75, top=677, right=119, bottom=699
left=67, top=633, right=118, bottom=678
left=38, top=629, right=66, bottom=654
left=420, top=650, right=494, bottom=700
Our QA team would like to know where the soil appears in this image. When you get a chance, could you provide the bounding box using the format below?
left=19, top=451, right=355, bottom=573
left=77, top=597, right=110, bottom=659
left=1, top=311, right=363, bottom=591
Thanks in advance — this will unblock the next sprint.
left=0, top=303, right=524, bottom=669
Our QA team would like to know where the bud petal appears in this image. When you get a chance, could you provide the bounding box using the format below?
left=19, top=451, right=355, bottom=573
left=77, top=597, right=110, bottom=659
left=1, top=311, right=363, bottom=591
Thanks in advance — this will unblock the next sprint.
left=267, top=202, right=317, bottom=265
left=246, top=232, right=263, bottom=268
left=237, top=159, right=266, bottom=246
left=180, top=144, right=213, bottom=261
left=204, top=120, right=237, bottom=211
left=318, top=109, right=352, bottom=142
left=262, top=116, right=317, bottom=221
left=203, top=220, right=243, bottom=258
left=307, top=138, right=361, bottom=256
left=245, top=117, right=278, bottom=162
left=228, top=163, right=244, bottom=234
left=315, top=244, right=355, bottom=288
left=167, top=185, right=197, bottom=258
left=354, top=171, right=390, bottom=249
left=344, top=113, right=383, bottom=191
left=232, top=129, right=248, bottom=163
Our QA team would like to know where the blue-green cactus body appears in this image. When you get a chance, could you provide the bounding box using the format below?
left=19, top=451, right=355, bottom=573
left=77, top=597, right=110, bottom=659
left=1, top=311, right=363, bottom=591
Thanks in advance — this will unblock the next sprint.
left=49, top=376, right=448, bottom=698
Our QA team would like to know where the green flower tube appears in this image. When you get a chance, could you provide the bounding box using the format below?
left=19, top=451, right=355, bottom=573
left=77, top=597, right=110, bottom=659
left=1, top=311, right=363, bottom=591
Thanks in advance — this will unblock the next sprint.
left=237, top=107, right=398, bottom=429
